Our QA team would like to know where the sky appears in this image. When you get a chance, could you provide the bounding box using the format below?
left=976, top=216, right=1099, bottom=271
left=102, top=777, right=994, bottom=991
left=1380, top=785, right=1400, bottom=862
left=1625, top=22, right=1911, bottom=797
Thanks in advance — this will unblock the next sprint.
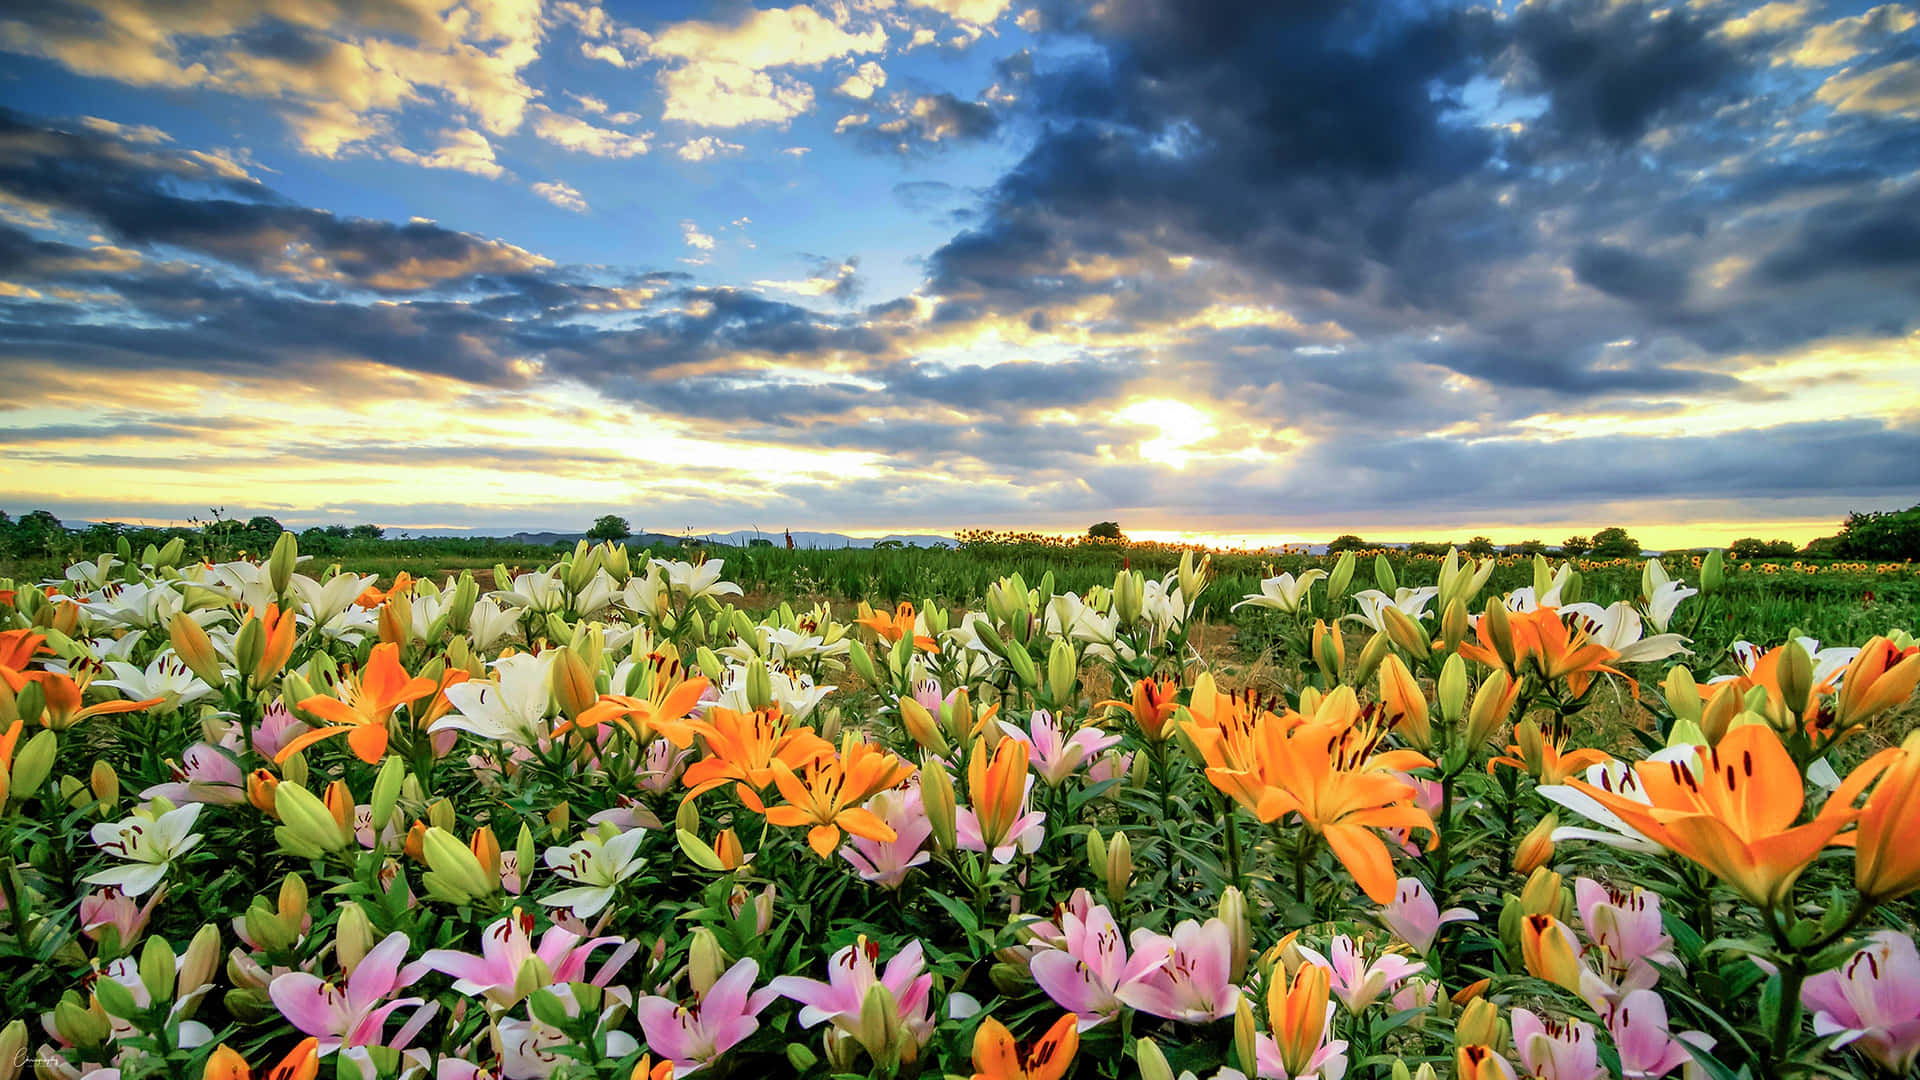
left=0, top=0, right=1917, bottom=549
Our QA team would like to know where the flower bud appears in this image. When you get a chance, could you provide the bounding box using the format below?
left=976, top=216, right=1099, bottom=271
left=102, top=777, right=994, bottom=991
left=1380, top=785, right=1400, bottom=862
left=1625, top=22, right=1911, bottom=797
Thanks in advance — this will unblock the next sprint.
left=1514, top=813, right=1557, bottom=875
left=422, top=825, right=495, bottom=903
left=899, top=697, right=949, bottom=757
left=177, top=923, right=220, bottom=1009
left=1353, top=631, right=1393, bottom=688
left=920, top=757, right=958, bottom=853
left=1777, top=639, right=1814, bottom=718
left=1313, top=619, right=1345, bottom=683
left=1439, top=597, right=1469, bottom=656
left=368, top=756, right=404, bottom=837
left=1662, top=666, right=1702, bottom=728
left=1137, top=1037, right=1174, bottom=1080
left=1219, top=886, right=1250, bottom=983
left=1233, top=995, right=1258, bottom=1078
left=54, top=997, right=111, bottom=1049
left=1701, top=549, right=1724, bottom=594
left=274, top=783, right=350, bottom=855
left=1327, top=550, right=1357, bottom=604
left=688, top=928, right=726, bottom=995
left=10, top=729, right=56, bottom=801
left=550, top=648, right=598, bottom=721
left=1518, top=865, right=1569, bottom=919
left=1378, top=654, right=1430, bottom=750
left=1105, top=829, right=1133, bottom=901
left=0, top=1019, right=26, bottom=1080
left=1436, top=653, right=1468, bottom=724
left=169, top=613, right=226, bottom=688
left=1380, top=605, right=1430, bottom=661
left=89, top=758, right=120, bottom=808
left=1455, top=995, right=1502, bottom=1048
left=269, top=531, right=299, bottom=597
left=139, top=935, right=177, bottom=1006
left=1005, top=642, right=1039, bottom=689
left=336, top=902, right=375, bottom=976
left=234, top=616, right=266, bottom=681
left=1047, top=638, right=1077, bottom=707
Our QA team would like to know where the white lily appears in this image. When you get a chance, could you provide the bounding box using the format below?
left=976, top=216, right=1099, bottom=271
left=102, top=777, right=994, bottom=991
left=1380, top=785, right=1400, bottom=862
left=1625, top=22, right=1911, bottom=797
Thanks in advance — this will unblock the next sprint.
left=467, top=597, right=520, bottom=651
left=1644, top=580, right=1698, bottom=634
left=1536, top=751, right=1696, bottom=855
left=652, top=558, right=744, bottom=603
left=1232, top=569, right=1327, bottom=614
left=943, top=613, right=1006, bottom=669
left=541, top=827, right=649, bottom=917
left=494, top=570, right=570, bottom=614
left=290, top=571, right=378, bottom=628
left=1141, top=577, right=1187, bottom=632
left=95, top=654, right=218, bottom=710
left=715, top=664, right=834, bottom=720
left=572, top=569, right=621, bottom=618
left=620, top=565, right=669, bottom=619
left=1345, top=587, right=1440, bottom=632
left=1723, top=637, right=1860, bottom=691
left=64, top=553, right=120, bottom=590
left=208, top=560, right=280, bottom=613
left=1559, top=602, right=1691, bottom=664
left=77, top=581, right=195, bottom=631
left=435, top=651, right=558, bottom=747
left=86, top=803, right=205, bottom=896
left=86, top=630, right=148, bottom=662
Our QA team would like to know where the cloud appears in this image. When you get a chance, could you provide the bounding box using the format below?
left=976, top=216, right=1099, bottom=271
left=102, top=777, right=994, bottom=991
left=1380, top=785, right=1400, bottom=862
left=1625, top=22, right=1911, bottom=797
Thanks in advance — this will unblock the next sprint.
left=532, top=108, right=651, bottom=157
left=0, top=0, right=545, bottom=159
left=754, top=256, right=860, bottom=301
left=387, top=128, right=506, bottom=178
left=531, top=180, right=588, bottom=212
left=646, top=5, right=888, bottom=128
left=675, top=136, right=745, bottom=162
left=1816, top=57, right=1920, bottom=117
left=836, top=60, right=888, bottom=99
left=1784, top=4, right=1916, bottom=67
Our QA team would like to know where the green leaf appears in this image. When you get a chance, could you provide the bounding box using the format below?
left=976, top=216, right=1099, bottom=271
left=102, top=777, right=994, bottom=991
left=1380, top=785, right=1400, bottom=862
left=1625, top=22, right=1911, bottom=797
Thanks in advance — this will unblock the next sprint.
left=925, top=890, right=979, bottom=936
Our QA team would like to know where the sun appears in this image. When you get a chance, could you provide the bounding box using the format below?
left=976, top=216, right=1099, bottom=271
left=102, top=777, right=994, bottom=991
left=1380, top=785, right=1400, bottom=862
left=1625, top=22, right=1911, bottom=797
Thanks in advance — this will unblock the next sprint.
left=1114, top=398, right=1218, bottom=469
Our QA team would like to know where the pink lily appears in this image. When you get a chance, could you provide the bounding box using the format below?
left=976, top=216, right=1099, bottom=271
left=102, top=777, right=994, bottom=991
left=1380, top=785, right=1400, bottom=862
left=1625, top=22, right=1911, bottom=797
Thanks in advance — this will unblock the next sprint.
left=766, top=937, right=935, bottom=1049
left=1117, top=917, right=1241, bottom=1023
left=139, top=742, right=246, bottom=806
left=911, top=678, right=944, bottom=711
left=999, top=709, right=1121, bottom=787
left=503, top=983, right=638, bottom=1078
left=251, top=700, right=302, bottom=759
left=80, top=886, right=164, bottom=948
left=1801, top=931, right=1920, bottom=1076
left=841, top=787, right=933, bottom=888
left=633, top=956, right=780, bottom=1076
left=1574, top=879, right=1677, bottom=996
left=1028, top=904, right=1167, bottom=1030
left=1605, top=989, right=1714, bottom=1079
left=1512, top=1009, right=1607, bottom=1080
left=639, top=737, right=694, bottom=794
left=955, top=771, right=1047, bottom=863
left=268, top=932, right=433, bottom=1055
left=408, top=909, right=633, bottom=1008
left=1377, top=878, right=1476, bottom=954
left=1298, top=935, right=1424, bottom=1015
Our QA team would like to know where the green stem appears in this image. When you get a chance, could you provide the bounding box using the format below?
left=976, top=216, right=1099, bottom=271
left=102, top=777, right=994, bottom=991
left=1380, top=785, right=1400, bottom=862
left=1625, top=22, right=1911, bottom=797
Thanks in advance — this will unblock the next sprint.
left=1222, top=795, right=1244, bottom=892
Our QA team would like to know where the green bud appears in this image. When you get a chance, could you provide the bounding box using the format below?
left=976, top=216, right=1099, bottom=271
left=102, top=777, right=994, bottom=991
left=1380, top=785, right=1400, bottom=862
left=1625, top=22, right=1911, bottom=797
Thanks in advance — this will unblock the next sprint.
left=269, top=532, right=299, bottom=598
left=55, top=997, right=112, bottom=1047
left=1137, top=1037, right=1174, bottom=1080
left=1005, top=643, right=1039, bottom=688
left=421, top=826, right=494, bottom=903
left=274, top=783, right=349, bottom=855
left=11, top=729, right=57, bottom=800
left=1375, top=553, right=1397, bottom=594
left=335, top=903, right=375, bottom=976
left=745, top=657, right=774, bottom=711
left=0, top=1019, right=27, bottom=1080
left=1778, top=639, right=1814, bottom=717
left=1436, top=653, right=1469, bottom=724
left=138, top=935, right=176, bottom=1006
left=1327, top=550, right=1356, bottom=604
left=1701, top=549, right=1724, bottom=594
left=786, top=1043, right=821, bottom=1072
left=1047, top=638, right=1077, bottom=707
left=1234, top=995, right=1258, bottom=1078
left=368, top=756, right=405, bottom=837
left=688, top=928, right=726, bottom=994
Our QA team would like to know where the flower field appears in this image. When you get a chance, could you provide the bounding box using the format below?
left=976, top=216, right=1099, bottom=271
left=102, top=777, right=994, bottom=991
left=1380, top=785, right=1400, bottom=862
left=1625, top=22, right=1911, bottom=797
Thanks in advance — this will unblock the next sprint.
left=0, top=536, right=1917, bottom=1080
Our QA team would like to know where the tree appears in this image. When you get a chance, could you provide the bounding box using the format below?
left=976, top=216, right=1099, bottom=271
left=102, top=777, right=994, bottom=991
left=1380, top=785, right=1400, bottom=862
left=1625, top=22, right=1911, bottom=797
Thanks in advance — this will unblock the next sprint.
left=1590, top=527, right=1642, bottom=559
left=1087, top=521, right=1124, bottom=540
left=1560, top=535, right=1592, bottom=556
left=348, top=524, right=385, bottom=541
left=12, top=509, right=65, bottom=556
left=1835, top=503, right=1920, bottom=561
left=1464, top=536, right=1496, bottom=557
left=587, top=515, right=632, bottom=542
left=1326, top=534, right=1370, bottom=554
left=1730, top=538, right=1797, bottom=559
left=1503, top=539, right=1547, bottom=557
left=246, top=515, right=284, bottom=536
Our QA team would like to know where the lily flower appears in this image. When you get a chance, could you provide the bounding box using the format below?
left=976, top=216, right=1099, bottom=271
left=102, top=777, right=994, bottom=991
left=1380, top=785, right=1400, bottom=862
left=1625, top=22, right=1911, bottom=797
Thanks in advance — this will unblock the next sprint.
left=1854, top=731, right=1920, bottom=901
left=653, top=558, right=744, bottom=604
left=714, top=662, right=834, bottom=722
left=1258, top=961, right=1347, bottom=1080
left=1604, top=989, right=1715, bottom=1079
left=1574, top=879, right=1677, bottom=992
left=680, top=706, right=834, bottom=811
left=1463, top=607, right=1630, bottom=698
left=1558, top=602, right=1691, bottom=664
left=79, top=885, right=164, bottom=947
left=1564, top=724, right=1889, bottom=910
left=1378, top=877, right=1476, bottom=955
left=94, top=654, right=217, bottom=711
left=841, top=786, right=933, bottom=887
left=633, top=956, right=778, bottom=1076
left=1644, top=581, right=1697, bottom=634
left=970, top=1013, right=1079, bottom=1080
left=1537, top=757, right=1670, bottom=854
left=500, top=983, right=638, bottom=1078
left=289, top=572, right=379, bottom=630
left=767, top=937, right=935, bottom=1053
left=268, top=932, right=431, bottom=1055
left=858, top=601, right=937, bottom=652
left=467, top=596, right=520, bottom=650
left=539, top=826, right=649, bottom=917
left=1510, top=1009, right=1606, bottom=1080
left=1490, top=721, right=1611, bottom=786
left=140, top=742, right=246, bottom=806
left=1801, top=931, right=1920, bottom=1076
left=1344, top=587, right=1440, bottom=633
left=762, top=733, right=914, bottom=857
left=279, top=643, right=439, bottom=764
left=1115, top=917, right=1241, bottom=1023
left=564, top=653, right=710, bottom=744
left=410, top=908, right=631, bottom=1009
left=0, top=627, right=49, bottom=669
left=3, top=665, right=163, bottom=729
left=1028, top=903, right=1166, bottom=1029
left=433, top=651, right=557, bottom=748
left=86, top=802, right=203, bottom=896
left=1298, top=935, right=1424, bottom=1014
left=1233, top=570, right=1327, bottom=615
left=1097, top=675, right=1181, bottom=741
left=998, top=710, right=1121, bottom=787
left=957, top=737, right=1048, bottom=863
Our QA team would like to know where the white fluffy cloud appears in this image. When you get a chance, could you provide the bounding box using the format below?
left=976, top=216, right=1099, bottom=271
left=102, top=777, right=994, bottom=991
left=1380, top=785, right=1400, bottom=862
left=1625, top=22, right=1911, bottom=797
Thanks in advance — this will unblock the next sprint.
left=387, top=128, right=506, bottom=178
left=646, top=5, right=888, bottom=128
left=531, top=180, right=588, bottom=212
left=532, top=108, right=652, bottom=157
left=676, top=135, right=746, bottom=161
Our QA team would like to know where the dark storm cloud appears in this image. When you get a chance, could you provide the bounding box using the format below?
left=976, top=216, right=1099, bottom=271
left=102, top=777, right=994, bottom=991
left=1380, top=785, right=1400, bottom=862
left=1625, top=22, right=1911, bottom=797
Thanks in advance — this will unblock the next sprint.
left=1506, top=0, right=1753, bottom=144
left=1753, top=183, right=1920, bottom=285
left=1571, top=244, right=1692, bottom=306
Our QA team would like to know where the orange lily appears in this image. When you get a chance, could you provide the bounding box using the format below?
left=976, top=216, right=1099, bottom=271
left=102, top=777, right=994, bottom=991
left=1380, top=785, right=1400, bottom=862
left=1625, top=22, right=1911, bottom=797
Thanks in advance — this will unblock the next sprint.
left=246, top=604, right=299, bottom=683
left=631, top=1056, right=674, bottom=1080
left=413, top=667, right=472, bottom=732
left=0, top=717, right=22, bottom=774
left=1462, top=606, right=1631, bottom=699
left=2, top=665, right=162, bottom=730
left=1853, top=730, right=1920, bottom=902
left=201, top=1036, right=319, bottom=1080
left=1489, top=720, right=1609, bottom=785
left=1455, top=1045, right=1513, bottom=1080
left=1565, top=723, right=1894, bottom=910
left=680, top=706, right=834, bottom=810
left=278, top=643, right=439, bottom=764
left=763, top=733, right=915, bottom=857
left=857, top=601, right=937, bottom=652
left=560, top=653, right=709, bottom=745
left=966, top=735, right=1033, bottom=853
left=971, top=1013, right=1079, bottom=1080
left=1097, top=674, right=1182, bottom=741
left=0, top=628, right=48, bottom=670
left=356, top=572, right=413, bottom=608
left=1193, top=707, right=1435, bottom=903
left=1837, top=636, right=1920, bottom=727
left=1268, top=961, right=1334, bottom=1079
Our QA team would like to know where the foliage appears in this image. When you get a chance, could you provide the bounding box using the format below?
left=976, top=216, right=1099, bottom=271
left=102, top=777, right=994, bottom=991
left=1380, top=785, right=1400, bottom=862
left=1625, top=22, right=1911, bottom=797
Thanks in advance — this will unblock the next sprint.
left=1837, top=503, right=1920, bottom=561
left=1325, top=534, right=1370, bottom=554
left=1559, top=535, right=1592, bottom=556
left=1588, top=526, right=1641, bottom=558
left=1086, top=521, right=1124, bottom=540
left=587, top=515, right=633, bottom=542
left=1730, top=538, right=1799, bottom=559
